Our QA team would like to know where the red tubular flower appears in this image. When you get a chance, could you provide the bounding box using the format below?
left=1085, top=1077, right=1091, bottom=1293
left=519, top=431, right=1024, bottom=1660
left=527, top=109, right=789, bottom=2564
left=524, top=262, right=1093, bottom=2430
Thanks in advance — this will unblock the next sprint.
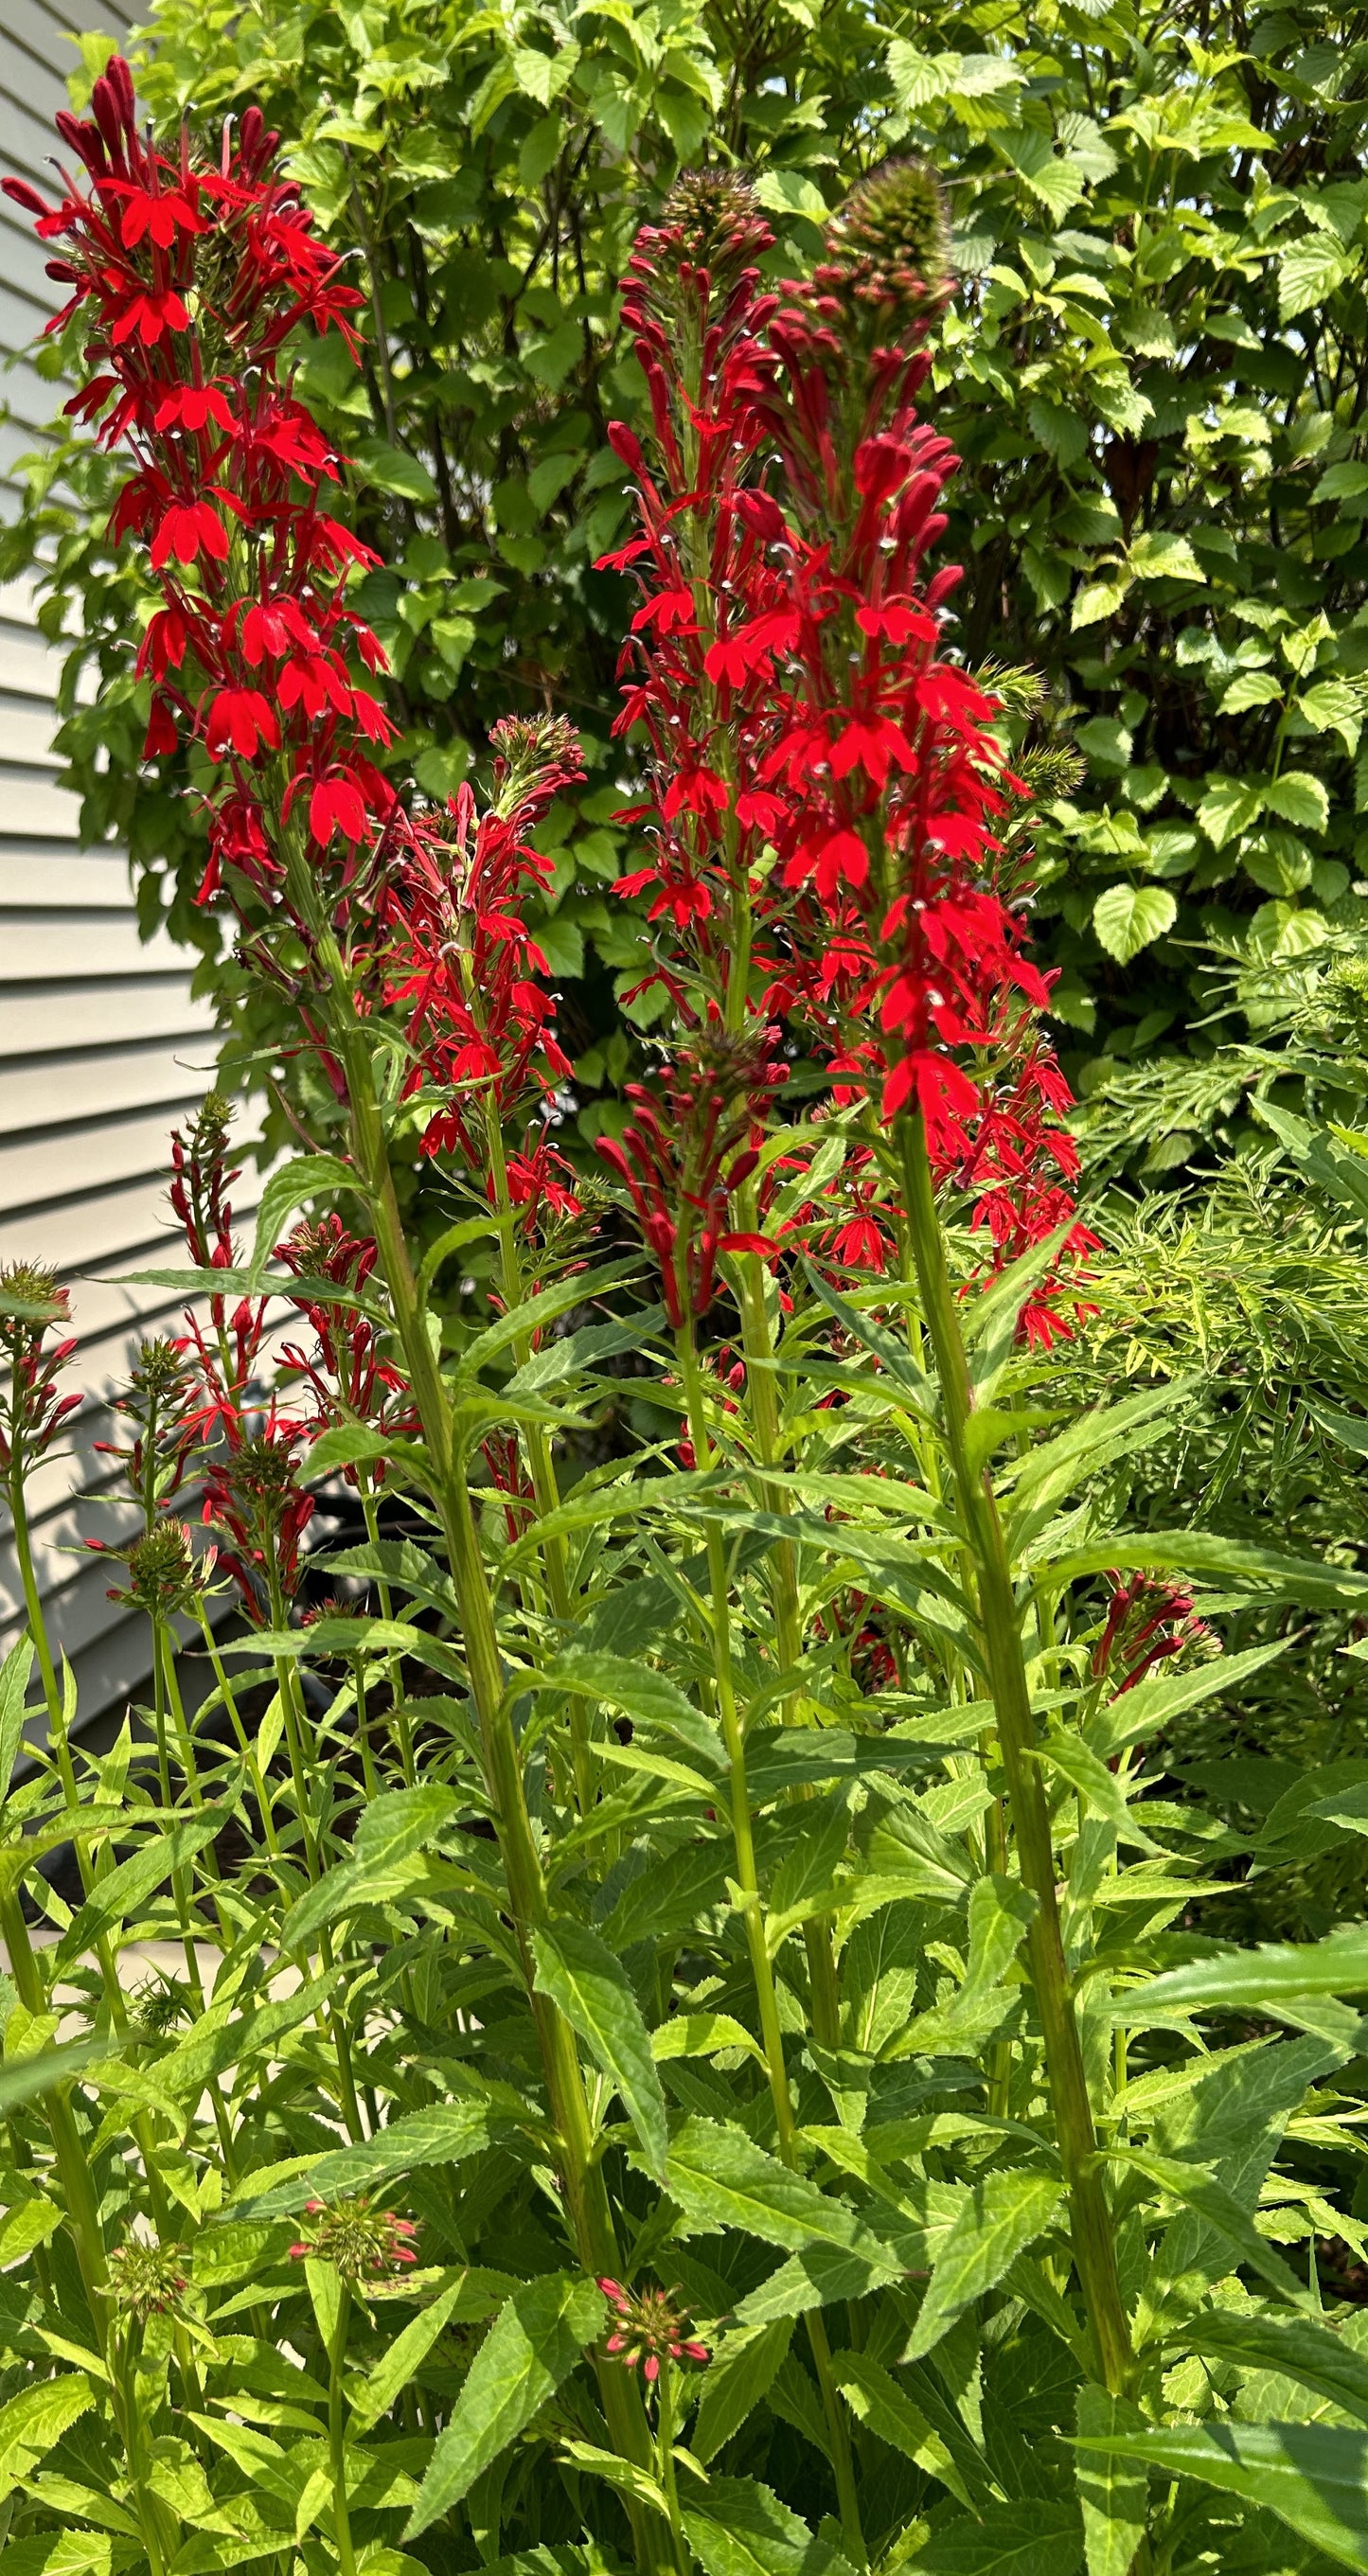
left=387, top=718, right=583, bottom=1220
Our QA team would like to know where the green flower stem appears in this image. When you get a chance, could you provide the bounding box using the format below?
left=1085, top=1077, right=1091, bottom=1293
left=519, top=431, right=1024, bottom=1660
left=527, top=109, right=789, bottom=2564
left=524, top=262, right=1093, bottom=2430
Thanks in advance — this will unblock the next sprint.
left=896, top=1110, right=1134, bottom=2398
left=653, top=2362, right=690, bottom=2576
left=480, top=1086, right=593, bottom=1813
left=731, top=1234, right=843, bottom=2054
left=316, top=952, right=666, bottom=2572
left=197, top=1597, right=284, bottom=1865
left=115, top=2318, right=174, bottom=2576
left=329, top=2283, right=357, bottom=2576
left=675, top=1319, right=866, bottom=2567
left=196, top=1603, right=284, bottom=1859
left=357, top=1476, right=415, bottom=1787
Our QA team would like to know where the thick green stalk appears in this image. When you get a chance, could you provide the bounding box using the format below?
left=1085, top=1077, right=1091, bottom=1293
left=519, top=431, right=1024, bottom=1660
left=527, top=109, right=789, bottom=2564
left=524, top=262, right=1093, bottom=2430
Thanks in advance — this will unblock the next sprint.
left=897, top=1112, right=1133, bottom=2397
left=731, top=1239, right=843, bottom=2052
left=676, top=1324, right=865, bottom=2565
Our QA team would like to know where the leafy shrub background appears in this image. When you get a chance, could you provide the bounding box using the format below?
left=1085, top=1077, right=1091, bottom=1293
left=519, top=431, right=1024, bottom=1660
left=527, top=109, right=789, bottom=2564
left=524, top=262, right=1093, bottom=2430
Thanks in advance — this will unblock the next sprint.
left=8, top=0, right=1368, bottom=1163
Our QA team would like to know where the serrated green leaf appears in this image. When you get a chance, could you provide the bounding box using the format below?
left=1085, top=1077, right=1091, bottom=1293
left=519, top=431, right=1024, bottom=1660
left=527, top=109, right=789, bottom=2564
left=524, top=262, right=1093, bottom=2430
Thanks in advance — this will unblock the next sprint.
left=532, top=1919, right=668, bottom=2179
left=907, top=2173, right=1064, bottom=2358
left=404, top=2273, right=605, bottom=2534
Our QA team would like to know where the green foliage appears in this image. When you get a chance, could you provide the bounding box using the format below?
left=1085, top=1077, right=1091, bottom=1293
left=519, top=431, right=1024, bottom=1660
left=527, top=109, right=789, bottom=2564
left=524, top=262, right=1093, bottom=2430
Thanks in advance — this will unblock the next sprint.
left=11, top=0, right=1368, bottom=1128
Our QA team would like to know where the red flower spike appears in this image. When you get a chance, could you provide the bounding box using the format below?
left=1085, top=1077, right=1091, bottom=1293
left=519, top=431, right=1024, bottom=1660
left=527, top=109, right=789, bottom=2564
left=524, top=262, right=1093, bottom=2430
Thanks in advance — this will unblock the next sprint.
left=604, top=162, right=1095, bottom=1344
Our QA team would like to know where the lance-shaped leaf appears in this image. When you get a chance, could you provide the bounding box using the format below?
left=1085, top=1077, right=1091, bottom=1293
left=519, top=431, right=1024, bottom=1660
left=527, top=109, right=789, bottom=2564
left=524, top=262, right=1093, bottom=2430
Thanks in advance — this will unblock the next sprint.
left=1108, top=2146, right=1313, bottom=2309
left=910, top=2500, right=1084, bottom=2574
left=684, top=2473, right=857, bottom=2576
left=693, top=2320, right=793, bottom=2462
left=1173, top=2307, right=1368, bottom=2425
left=533, top=1919, right=668, bottom=2180
left=1113, top=1925, right=1368, bottom=2018
left=281, top=1785, right=458, bottom=1951
left=52, top=1811, right=224, bottom=1969
left=658, top=2118, right=906, bottom=2278
left=247, top=1151, right=363, bottom=1282
left=404, top=2272, right=605, bottom=2535
left=0, top=1635, right=34, bottom=1795
left=0, top=2373, right=96, bottom=2485
left=906, top=2171, right=1064, bottom=2358
left=1072, top=2419, right=1368, bottom=2573
left=540, top=1651, right=723, bottom=1777
left=1075, top=2389, right=1147, bottom=2576
left=831, top=2349, right=975, bottom=2508
left=349, top=2270, right=509, bottom=2432
left=236, top=2098, right=519, bottom=2217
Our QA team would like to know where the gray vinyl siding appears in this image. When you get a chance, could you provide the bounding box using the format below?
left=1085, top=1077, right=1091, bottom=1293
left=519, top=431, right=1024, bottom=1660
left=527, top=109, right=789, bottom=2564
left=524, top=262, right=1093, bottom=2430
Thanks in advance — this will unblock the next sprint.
left=0, top=10, right=234, bottom=1723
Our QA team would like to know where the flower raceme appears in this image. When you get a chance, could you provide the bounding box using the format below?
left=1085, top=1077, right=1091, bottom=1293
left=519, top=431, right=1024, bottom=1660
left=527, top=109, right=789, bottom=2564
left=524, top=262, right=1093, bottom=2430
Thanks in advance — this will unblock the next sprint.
left=606, top=166, right=1093, bottom=1339
left=3, top=59, right=399, bottom=932
left=594, top=1028, right=786, bottom=1328
left=387, top=716, right=584, bottom=1221
left=0, top=1266, right=82, bottom=1476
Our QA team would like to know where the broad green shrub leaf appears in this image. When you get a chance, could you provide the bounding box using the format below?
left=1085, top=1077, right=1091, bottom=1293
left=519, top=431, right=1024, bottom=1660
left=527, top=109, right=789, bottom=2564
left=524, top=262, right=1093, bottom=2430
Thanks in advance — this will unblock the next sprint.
left=404, top=2273, right=605, bottom=2534
left=1074, top=2421, right=1368, bottom=2571
left=1092, top=884, right=1177, bottom=965
left=907, top=2173, right=1064, bottom=2357
left=532, top=1920, right=669, bottom=2179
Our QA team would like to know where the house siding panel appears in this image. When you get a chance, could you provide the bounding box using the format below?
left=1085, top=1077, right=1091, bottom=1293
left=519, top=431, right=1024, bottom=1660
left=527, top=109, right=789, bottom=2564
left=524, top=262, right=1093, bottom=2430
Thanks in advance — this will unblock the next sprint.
left=0, top=9, right=230, bottom=1729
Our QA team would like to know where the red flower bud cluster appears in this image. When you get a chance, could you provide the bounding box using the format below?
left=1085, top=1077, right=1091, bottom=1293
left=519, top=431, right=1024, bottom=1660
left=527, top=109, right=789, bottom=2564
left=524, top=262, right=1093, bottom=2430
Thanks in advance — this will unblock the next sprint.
left=1093, top=1572, right=1210, bottom=1697
left=596, top=2276, right=709, bottom=2383
left=595, top=1027, right=786, bottom=1327
left=288, top=2195, right=418, bottom=2278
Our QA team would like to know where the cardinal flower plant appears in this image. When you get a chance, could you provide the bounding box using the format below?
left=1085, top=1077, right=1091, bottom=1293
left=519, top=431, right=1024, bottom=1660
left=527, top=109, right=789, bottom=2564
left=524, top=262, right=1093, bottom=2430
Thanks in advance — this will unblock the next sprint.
left=2, top=64, right=1367, bottom=2576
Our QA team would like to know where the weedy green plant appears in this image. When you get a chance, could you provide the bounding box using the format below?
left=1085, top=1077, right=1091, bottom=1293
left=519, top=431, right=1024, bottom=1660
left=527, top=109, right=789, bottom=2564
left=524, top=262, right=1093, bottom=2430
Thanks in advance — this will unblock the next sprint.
left=7, top=66, right=1368, bottom=2576
left=7, top=0, right=1368, bottom=1133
